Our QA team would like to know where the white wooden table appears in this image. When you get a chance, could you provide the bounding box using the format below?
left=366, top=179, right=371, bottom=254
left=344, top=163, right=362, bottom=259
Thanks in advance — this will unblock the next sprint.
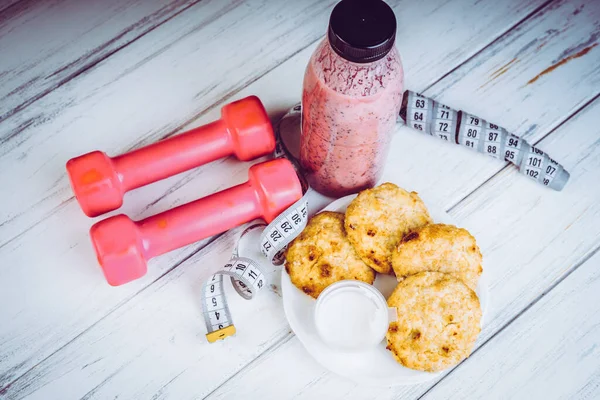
left=1, top=0, right=599, bottom=398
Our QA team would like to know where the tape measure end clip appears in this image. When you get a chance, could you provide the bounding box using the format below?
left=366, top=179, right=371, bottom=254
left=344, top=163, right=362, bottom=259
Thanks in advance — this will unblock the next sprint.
left=206, top=325, right=236, bottom=343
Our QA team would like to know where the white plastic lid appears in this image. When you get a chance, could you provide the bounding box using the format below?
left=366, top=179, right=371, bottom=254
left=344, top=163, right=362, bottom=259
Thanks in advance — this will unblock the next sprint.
left=314, top=280, right=396, bottom=352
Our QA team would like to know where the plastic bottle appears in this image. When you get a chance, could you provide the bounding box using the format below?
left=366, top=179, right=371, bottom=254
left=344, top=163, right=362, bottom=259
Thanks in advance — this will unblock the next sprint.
left=301, top=0, right=404, bottom=197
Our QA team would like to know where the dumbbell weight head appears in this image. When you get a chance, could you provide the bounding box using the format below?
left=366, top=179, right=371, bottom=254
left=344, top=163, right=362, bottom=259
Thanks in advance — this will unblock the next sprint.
left=224, top=95, right=276, bottom=161
left=248, top=157, right=303, bottom=223
left=90, top=215, right=145, bottom=286
left=66, top=151, right=123, bottom=218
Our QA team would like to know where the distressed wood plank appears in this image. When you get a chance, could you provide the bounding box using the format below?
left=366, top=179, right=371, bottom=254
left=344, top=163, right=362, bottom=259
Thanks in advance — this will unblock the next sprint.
left=206, top=7, right=600, bottom=398
left=0, top=0, right=549, bottom=246
left=0, top=0, right=340, bottom=389
left=385, top=0, right=600, bottom=206
left=203, top=1, right=600, bottom=391
left=0, top=0, right=204, bottom=121
left=1, top=225, right=297, bottom=399
left=0, top=0, right=551, bottom=396
left=206, top=88, right=600, bottom=400
left=0, top=0, right=23, bottom=15
left=0, top=0, right=339, bottom=247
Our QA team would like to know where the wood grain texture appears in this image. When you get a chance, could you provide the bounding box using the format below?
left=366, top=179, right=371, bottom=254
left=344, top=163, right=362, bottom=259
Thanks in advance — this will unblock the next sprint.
left=0, top=0, right=202, bottom=121
left=0, top=0, right=597, bottom=398
left=0, top=0, right=549, bottom=248
left=0, top=0, right=24, bottom=15
left=0, top=0, right=339, bottom=390
left=205, top=1, right=600, bottom=395
left=1, top=223, right=297, bottom=399
left=0, top=0, right=549, bottom=397
left=206, top=82, right=600, bottom=400
left=0, top=0, right=336, bottom=247
left=384, top=0, right=600, bottom=207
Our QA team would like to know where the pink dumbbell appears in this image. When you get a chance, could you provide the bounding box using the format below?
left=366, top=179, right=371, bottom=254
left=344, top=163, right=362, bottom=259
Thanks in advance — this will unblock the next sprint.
left=90, top=158, right=302, bottom=286
left=67, top=96, right=275, bottom=217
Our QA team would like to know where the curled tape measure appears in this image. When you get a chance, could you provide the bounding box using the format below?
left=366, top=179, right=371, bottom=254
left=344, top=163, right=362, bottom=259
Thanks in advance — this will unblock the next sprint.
left=400, top=90, right=569, bottom=190
left=202, top=105, right=311, bottom=343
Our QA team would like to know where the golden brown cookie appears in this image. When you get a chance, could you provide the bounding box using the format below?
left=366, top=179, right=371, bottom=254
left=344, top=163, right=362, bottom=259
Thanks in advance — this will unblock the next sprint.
left=285, top=211, right=375, bottom=299
left=391, top=223, right=482, bottom=290
left=344, top=183, right=432, bottom=274
left=386, top=272, right=481, bottom=372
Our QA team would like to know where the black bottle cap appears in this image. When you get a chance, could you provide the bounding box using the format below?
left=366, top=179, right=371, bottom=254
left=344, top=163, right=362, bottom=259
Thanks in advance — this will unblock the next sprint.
left=328, top=0, right=397, bottom=63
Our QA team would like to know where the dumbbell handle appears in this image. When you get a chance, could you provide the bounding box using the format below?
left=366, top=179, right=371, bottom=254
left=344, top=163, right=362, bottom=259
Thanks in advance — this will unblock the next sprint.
left=138, top=180, right=263, bottom=258
left=115, top=120, right=230, bottom=191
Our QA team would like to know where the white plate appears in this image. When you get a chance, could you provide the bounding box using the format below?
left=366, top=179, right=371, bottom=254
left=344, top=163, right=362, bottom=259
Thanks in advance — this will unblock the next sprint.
left=281, top=193, right=490, bottom=386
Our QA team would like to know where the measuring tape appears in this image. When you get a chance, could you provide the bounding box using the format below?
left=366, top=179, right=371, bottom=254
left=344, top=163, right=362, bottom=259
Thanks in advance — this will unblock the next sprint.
left=202, top=105, right=313, bottom=343
left=400, top=90, right=569, bottom=190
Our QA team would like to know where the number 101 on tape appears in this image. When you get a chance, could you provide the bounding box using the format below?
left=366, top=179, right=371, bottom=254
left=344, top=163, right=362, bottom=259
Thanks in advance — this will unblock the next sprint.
left=399, top=90, right=569, bottom=191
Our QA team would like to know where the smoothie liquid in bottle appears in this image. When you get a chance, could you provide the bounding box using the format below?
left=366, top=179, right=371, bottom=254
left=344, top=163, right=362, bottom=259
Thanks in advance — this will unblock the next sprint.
left=301, top=0, right=404, bottom=197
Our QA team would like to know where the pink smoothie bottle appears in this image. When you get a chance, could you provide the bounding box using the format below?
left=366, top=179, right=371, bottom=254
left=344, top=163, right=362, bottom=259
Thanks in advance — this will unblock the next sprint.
left=301, top=0, right=404, bottom=197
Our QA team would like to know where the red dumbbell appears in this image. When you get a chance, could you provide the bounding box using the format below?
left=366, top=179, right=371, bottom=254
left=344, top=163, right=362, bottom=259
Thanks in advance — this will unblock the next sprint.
left=90, top=158, right=302, bottom=286
left=67, top=96, right=276, bottom=217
